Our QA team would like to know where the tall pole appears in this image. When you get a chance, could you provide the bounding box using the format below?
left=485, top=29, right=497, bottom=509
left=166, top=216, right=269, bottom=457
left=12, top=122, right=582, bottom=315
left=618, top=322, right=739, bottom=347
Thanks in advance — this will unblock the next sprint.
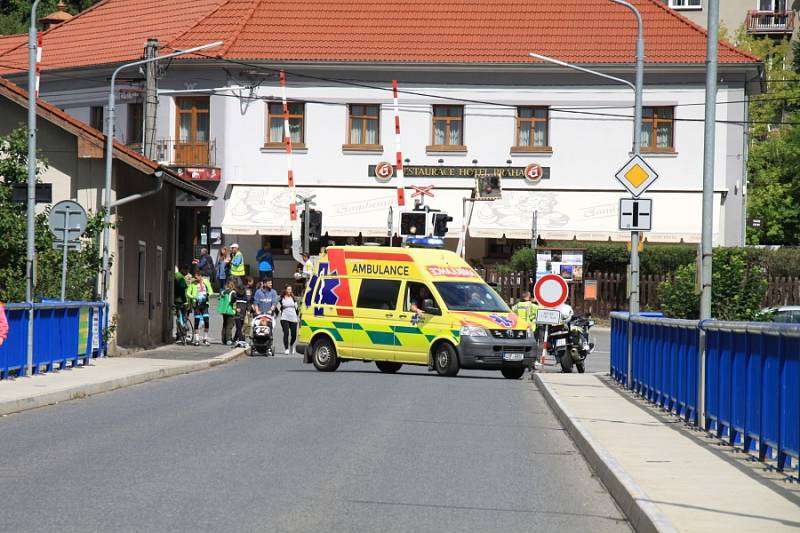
left=698, top=0, right=720, bottom=429
left=101, top=42, right=223, bottom=307
left=303, top=198, right=311, bottom=255
left=143, top=38, right=159, bottom=159
left=26, top=0, right=42, bottom=377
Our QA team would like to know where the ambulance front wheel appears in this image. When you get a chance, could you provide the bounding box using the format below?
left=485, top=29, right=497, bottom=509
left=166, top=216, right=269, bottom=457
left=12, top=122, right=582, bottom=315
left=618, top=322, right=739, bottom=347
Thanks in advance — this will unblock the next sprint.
left=312, top=337, right=340, bottom=372
left=434, top=343, right=460, bottom=377
left=501, top=367, right=525, bottom=379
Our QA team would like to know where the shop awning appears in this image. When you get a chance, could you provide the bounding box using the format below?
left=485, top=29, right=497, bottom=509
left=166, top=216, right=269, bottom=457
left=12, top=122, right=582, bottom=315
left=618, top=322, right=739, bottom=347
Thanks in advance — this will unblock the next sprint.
left=468, top=190, right=721, bottom=243
left=221, top=185, right=293, bottom=235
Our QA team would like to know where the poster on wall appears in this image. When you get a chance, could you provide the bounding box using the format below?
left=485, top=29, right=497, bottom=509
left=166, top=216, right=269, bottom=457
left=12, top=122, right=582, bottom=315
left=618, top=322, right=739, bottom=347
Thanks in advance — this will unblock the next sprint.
left=535, top=248, right=584, bottom=282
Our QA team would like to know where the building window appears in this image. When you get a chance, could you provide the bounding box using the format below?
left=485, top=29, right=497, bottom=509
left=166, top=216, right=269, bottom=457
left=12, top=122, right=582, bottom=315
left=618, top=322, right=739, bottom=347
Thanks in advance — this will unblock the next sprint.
left=128, top=102, right=143, bottom=147
left=430, top=105, right=464, bottom=149
left=267, top=102, right=305, bottom=146
left=155, top=246, right=163, bottom=306
left=641, top=107, right=675, bottom=152
left=514, top=107, right=549, bottom=150
left=90, top=106, right=104, bottom=131
left=667, top=0, right=701, bottom=8
left=346, top=104, right=380, bottom=147
left=137, top=241, right=146, bottom=304
left=356, top=279, right=400, bottom=310
left=175, top=97, right=210, bottom=165
left=117, top=236, right=125, bottom=302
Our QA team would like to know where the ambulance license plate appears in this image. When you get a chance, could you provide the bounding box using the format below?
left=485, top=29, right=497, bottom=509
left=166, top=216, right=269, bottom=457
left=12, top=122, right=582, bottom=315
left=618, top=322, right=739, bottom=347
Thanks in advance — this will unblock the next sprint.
left=503, top=352, right=524, bottom=362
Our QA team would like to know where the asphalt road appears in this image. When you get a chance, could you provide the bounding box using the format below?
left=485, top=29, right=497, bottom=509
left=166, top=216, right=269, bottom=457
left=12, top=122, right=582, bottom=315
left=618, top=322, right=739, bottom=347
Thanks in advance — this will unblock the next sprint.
left=0, top=337, right=627, bottom=533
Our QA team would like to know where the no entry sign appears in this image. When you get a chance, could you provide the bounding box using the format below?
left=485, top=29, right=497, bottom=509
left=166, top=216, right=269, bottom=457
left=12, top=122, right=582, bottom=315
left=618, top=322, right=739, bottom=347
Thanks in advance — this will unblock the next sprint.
left=534, top=274, right=569, bottom=308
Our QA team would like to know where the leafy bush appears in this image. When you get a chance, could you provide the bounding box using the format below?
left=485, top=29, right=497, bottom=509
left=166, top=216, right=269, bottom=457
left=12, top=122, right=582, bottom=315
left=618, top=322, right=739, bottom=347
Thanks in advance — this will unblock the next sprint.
left=507, top=247, right=535, bottom=272
left=657, top=248, right=768, bottom=320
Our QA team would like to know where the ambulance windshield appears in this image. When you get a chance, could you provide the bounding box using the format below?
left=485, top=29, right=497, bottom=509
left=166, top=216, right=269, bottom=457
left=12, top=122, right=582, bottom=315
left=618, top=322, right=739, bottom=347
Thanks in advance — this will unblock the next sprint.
left=433, top=282, right=509, bottom=313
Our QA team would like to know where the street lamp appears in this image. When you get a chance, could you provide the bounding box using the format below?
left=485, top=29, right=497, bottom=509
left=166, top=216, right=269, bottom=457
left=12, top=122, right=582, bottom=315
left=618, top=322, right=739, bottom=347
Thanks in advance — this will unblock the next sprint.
left=530, top=0, right=644, bottom=387
left=100, top=41, right=223, bottom=310
left=25, top=0, right=43, bottom=376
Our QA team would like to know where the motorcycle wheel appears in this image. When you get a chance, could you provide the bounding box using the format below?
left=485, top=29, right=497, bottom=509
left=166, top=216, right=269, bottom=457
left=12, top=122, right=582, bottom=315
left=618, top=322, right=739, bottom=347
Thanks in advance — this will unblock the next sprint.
left=559, top=352, right=573, bottom=373
left=576, top=362, right=585, bottom=374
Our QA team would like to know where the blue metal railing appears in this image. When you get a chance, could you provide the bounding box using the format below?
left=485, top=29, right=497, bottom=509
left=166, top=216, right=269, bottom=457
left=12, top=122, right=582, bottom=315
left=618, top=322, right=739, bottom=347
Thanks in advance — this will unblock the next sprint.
left=0, top=302, right=106, bottom=379
left=611, top=313, right=800, bottom=475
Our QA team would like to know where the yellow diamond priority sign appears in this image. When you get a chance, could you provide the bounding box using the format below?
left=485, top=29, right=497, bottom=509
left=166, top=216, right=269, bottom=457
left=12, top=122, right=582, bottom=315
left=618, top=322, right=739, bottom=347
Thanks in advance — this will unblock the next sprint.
left=615, top=154, right=658, bottom=197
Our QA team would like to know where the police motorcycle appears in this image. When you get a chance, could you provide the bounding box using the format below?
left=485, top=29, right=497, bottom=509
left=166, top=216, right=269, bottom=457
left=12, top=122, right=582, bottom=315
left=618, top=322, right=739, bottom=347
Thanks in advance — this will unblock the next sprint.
left=546, top=303, right=595, bottom=373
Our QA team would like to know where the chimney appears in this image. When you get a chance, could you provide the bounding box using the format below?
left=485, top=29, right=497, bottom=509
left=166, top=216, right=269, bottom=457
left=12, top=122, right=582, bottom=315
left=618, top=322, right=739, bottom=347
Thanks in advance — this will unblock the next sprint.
left=40, top=1, right=73, bottom=31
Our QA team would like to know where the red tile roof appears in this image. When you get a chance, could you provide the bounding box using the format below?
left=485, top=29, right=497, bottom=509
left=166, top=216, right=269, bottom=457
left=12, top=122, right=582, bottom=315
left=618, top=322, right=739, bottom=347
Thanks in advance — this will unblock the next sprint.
left=0, top=77, right=213, bottom=199
left=0, top=33, right=27, bottom=56
left=0, top=0, right=758, bottom=72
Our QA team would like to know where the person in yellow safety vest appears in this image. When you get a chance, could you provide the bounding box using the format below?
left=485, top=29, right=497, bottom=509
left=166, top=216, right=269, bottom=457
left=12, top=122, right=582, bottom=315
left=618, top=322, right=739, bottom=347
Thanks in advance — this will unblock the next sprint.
left=229, top=243, right=245, bottom=285
left=512, top=291, right=539, bottom=336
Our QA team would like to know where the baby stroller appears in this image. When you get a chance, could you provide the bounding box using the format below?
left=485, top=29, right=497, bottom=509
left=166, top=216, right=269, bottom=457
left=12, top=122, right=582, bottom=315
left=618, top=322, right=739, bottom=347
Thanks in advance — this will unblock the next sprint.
left=247, top=313, right=275, bottom=356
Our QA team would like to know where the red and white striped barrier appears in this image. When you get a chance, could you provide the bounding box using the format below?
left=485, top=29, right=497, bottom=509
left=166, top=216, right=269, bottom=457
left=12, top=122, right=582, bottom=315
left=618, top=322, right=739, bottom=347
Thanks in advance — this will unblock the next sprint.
left=392, top=80, right=405, bottom=207
left=279, top=70, right=297, bottom=221
left=35, top=33, right=42, bottom=97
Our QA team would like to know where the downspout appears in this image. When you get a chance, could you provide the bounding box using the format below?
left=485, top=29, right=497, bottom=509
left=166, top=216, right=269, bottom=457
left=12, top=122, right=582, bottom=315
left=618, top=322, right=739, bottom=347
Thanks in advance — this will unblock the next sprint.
left=110, top=170, right=164, bottom=209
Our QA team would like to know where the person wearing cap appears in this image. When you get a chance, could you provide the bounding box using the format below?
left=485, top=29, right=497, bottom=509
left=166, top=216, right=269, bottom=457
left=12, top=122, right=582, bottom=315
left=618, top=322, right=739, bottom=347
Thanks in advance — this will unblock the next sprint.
left=229, top=243, right=245, bottom=286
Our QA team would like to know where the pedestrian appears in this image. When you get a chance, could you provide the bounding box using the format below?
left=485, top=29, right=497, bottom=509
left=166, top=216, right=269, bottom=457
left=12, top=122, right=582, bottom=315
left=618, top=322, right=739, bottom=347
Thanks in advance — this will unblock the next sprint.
left=187, top=272, right=214, bottom=346
left=0, top=301, right=8, bottom=347
left=243, top=276, right=256, bottom=340
left=256, top=240, right=274, bottom=281
left=197, top=247, right=214, bottom=280
left=217, top=280, right=237, bottom=345
left=512, top=291, right=539, bottom=335
left=215, top=246, right=230, bottom=292
left=229, top=243, right=245, bottom=286
left=253, top=278, right=279, bottom=316
left=301, top=252, right=314, bottom=280
left=233, top=282, right=249, bottom=348
left=173, top=266, right=191, bottom=342
left=279, top=285, right=299, bottom=354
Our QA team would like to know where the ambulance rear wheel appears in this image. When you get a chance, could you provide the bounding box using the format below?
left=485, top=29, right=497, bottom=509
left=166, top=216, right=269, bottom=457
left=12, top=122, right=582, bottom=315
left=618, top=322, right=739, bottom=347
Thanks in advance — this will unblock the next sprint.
left=312, top=338, right=339, bottom=372
left=501, top=367, right=525, bottom=379
left=376, top=361, right=402, bottom=374
left=434, top=343, right=459, bottom=377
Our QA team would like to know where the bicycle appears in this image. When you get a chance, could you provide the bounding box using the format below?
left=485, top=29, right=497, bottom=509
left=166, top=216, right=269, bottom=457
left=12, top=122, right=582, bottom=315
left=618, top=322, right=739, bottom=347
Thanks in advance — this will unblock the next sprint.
left=174, top=304, right=195, bottom=346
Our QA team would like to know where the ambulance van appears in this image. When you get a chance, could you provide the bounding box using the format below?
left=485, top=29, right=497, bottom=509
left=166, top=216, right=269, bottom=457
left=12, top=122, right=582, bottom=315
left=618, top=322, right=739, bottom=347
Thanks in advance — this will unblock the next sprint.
left=297, top=246, right=535, bottom=378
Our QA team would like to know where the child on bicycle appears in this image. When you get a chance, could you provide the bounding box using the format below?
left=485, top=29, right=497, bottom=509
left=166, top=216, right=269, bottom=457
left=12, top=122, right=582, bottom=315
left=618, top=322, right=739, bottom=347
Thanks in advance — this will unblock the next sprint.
left=187, top=273, right=214, bottom=346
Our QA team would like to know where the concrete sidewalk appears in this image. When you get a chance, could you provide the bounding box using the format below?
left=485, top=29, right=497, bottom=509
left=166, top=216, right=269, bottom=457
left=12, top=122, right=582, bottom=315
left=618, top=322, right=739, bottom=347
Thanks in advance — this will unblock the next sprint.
left=536, top=373, right=800, bottom=533
left=0, top=345, right=244, bottom=417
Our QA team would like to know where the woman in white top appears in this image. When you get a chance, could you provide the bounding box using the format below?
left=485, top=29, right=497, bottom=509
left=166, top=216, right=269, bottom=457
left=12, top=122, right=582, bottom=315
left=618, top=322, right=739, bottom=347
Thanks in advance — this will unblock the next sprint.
left=279, top=285, right=299, bottom=354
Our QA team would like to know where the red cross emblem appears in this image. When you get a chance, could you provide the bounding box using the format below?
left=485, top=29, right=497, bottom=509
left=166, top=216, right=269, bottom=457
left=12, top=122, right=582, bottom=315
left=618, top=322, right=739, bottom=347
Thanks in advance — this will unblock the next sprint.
left=410, top=185, right=434, bottom=198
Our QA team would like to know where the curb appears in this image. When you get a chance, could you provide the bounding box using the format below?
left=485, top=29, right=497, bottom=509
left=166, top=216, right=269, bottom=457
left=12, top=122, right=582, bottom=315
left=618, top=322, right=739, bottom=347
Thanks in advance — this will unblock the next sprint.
left=0, top=348, right=246, bottom=417
left=534, top=374, right=677, bottom=533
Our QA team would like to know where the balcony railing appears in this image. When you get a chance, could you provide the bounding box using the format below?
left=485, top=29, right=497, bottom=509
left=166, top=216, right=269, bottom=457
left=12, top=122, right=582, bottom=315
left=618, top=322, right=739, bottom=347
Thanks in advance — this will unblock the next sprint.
left=746, top=10, right=795, bottom=34
left=154, top=138, right=217, bottom=167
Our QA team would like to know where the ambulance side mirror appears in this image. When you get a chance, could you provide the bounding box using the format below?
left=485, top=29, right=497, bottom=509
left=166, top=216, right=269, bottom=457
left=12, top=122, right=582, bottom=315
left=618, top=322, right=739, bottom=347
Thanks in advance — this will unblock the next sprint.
left=423, top=298, right=441, bottom=316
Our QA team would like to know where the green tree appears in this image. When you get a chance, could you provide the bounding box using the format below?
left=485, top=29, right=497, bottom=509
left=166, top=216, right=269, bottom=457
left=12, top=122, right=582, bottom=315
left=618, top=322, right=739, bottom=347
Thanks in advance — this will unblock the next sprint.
left=0, top=126, right=107, bottom=302
left=657, top=248, right=768, bottom=320
left=0, top=1, right=101, bottom=35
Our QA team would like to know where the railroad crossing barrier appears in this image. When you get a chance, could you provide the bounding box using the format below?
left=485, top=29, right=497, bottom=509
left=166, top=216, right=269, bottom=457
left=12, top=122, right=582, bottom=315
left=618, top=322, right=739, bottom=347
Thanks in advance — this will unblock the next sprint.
left=611, top=312, right=799, bottom=477
left=0, top=301, right=106, bottom=379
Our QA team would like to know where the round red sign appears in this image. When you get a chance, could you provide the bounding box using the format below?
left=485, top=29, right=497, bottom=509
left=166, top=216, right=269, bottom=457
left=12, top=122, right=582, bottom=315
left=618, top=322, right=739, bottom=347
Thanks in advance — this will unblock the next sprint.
left=525, top=163, right=543, bottom=183
left=534, top=274, right=569, bottom=308
left=375, top=161, right=394, bottom=181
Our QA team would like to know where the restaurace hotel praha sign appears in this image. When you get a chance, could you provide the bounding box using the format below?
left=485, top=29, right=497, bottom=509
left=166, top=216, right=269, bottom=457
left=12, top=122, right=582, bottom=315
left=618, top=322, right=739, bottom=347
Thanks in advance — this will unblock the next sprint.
left=369, top=164, right=551, bottom=182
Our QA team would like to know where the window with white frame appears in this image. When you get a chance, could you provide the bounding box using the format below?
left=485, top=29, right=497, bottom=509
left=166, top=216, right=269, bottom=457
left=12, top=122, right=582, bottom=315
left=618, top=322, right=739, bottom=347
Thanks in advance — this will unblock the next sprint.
left=667, top=0, right=701, bottom=8
left=137, top=241, right=146, bottom=304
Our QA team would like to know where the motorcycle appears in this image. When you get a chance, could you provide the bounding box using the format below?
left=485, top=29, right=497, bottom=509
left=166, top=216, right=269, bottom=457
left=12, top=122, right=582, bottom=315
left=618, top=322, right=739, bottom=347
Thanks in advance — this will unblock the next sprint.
left=247, top=313, right=275, bottom=356
left=547, top=310, right=594, bottom=374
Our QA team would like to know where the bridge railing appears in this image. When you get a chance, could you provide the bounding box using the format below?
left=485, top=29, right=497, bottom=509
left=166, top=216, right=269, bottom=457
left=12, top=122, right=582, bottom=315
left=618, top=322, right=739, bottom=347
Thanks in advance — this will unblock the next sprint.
left=611, top=313, right=800, bottom=475
left=0, top=302, right=106, bottom=379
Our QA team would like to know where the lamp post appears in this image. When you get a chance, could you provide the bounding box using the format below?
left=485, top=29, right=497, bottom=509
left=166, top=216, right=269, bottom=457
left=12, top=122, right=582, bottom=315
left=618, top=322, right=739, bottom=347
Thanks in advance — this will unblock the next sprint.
left=531, top=0, right=644, bottom=388
left=100, top=41, right=223, bottom=308
left=25, top=0, right=42, bottom=377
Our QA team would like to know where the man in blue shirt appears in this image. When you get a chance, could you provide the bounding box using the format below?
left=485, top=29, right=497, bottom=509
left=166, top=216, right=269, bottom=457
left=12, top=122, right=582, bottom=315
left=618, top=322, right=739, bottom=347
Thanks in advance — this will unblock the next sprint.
left=253, top=278, right=279, bottom=316
left=256, top=241, right=274, bottom=281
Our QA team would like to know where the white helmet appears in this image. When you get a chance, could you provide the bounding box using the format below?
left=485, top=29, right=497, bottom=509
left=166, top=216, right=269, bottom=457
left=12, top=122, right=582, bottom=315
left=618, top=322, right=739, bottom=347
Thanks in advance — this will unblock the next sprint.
left=556, top=303, right=574, bottom=322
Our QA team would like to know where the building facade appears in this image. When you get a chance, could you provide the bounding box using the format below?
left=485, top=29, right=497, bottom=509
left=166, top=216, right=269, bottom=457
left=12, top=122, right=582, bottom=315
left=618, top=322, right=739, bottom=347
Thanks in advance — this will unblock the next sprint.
left=662, top=0, right=797, bottom=38
left=0, top=0, right=762, bottom=277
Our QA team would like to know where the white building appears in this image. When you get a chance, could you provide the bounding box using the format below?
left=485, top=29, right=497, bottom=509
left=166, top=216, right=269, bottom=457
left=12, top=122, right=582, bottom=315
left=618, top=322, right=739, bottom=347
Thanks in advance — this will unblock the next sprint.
left=0, top=0, right=762, bottom=278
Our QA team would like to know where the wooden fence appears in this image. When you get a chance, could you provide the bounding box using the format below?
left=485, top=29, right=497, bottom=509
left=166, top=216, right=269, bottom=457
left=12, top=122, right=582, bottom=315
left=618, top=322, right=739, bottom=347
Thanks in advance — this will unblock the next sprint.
left=476, top=268, right=800, bottom=318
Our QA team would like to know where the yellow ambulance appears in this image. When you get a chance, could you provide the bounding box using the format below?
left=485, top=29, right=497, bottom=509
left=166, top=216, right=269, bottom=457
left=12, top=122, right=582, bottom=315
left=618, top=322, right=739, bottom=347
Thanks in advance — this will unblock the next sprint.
left=297, top=246, right=534, bottom=378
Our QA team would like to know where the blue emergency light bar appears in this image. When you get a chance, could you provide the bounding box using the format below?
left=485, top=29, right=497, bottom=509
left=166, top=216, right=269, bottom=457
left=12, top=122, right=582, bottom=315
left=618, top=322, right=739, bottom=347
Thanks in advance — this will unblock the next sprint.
left=404, top=236, right=445, bottom=248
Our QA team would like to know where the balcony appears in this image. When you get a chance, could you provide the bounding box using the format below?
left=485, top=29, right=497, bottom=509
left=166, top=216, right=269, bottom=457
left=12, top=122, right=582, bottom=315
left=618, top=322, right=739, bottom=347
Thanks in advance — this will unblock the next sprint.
left=155, top=138, right=217, bottom=167
left=746, top=10, right=795, bottom=35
